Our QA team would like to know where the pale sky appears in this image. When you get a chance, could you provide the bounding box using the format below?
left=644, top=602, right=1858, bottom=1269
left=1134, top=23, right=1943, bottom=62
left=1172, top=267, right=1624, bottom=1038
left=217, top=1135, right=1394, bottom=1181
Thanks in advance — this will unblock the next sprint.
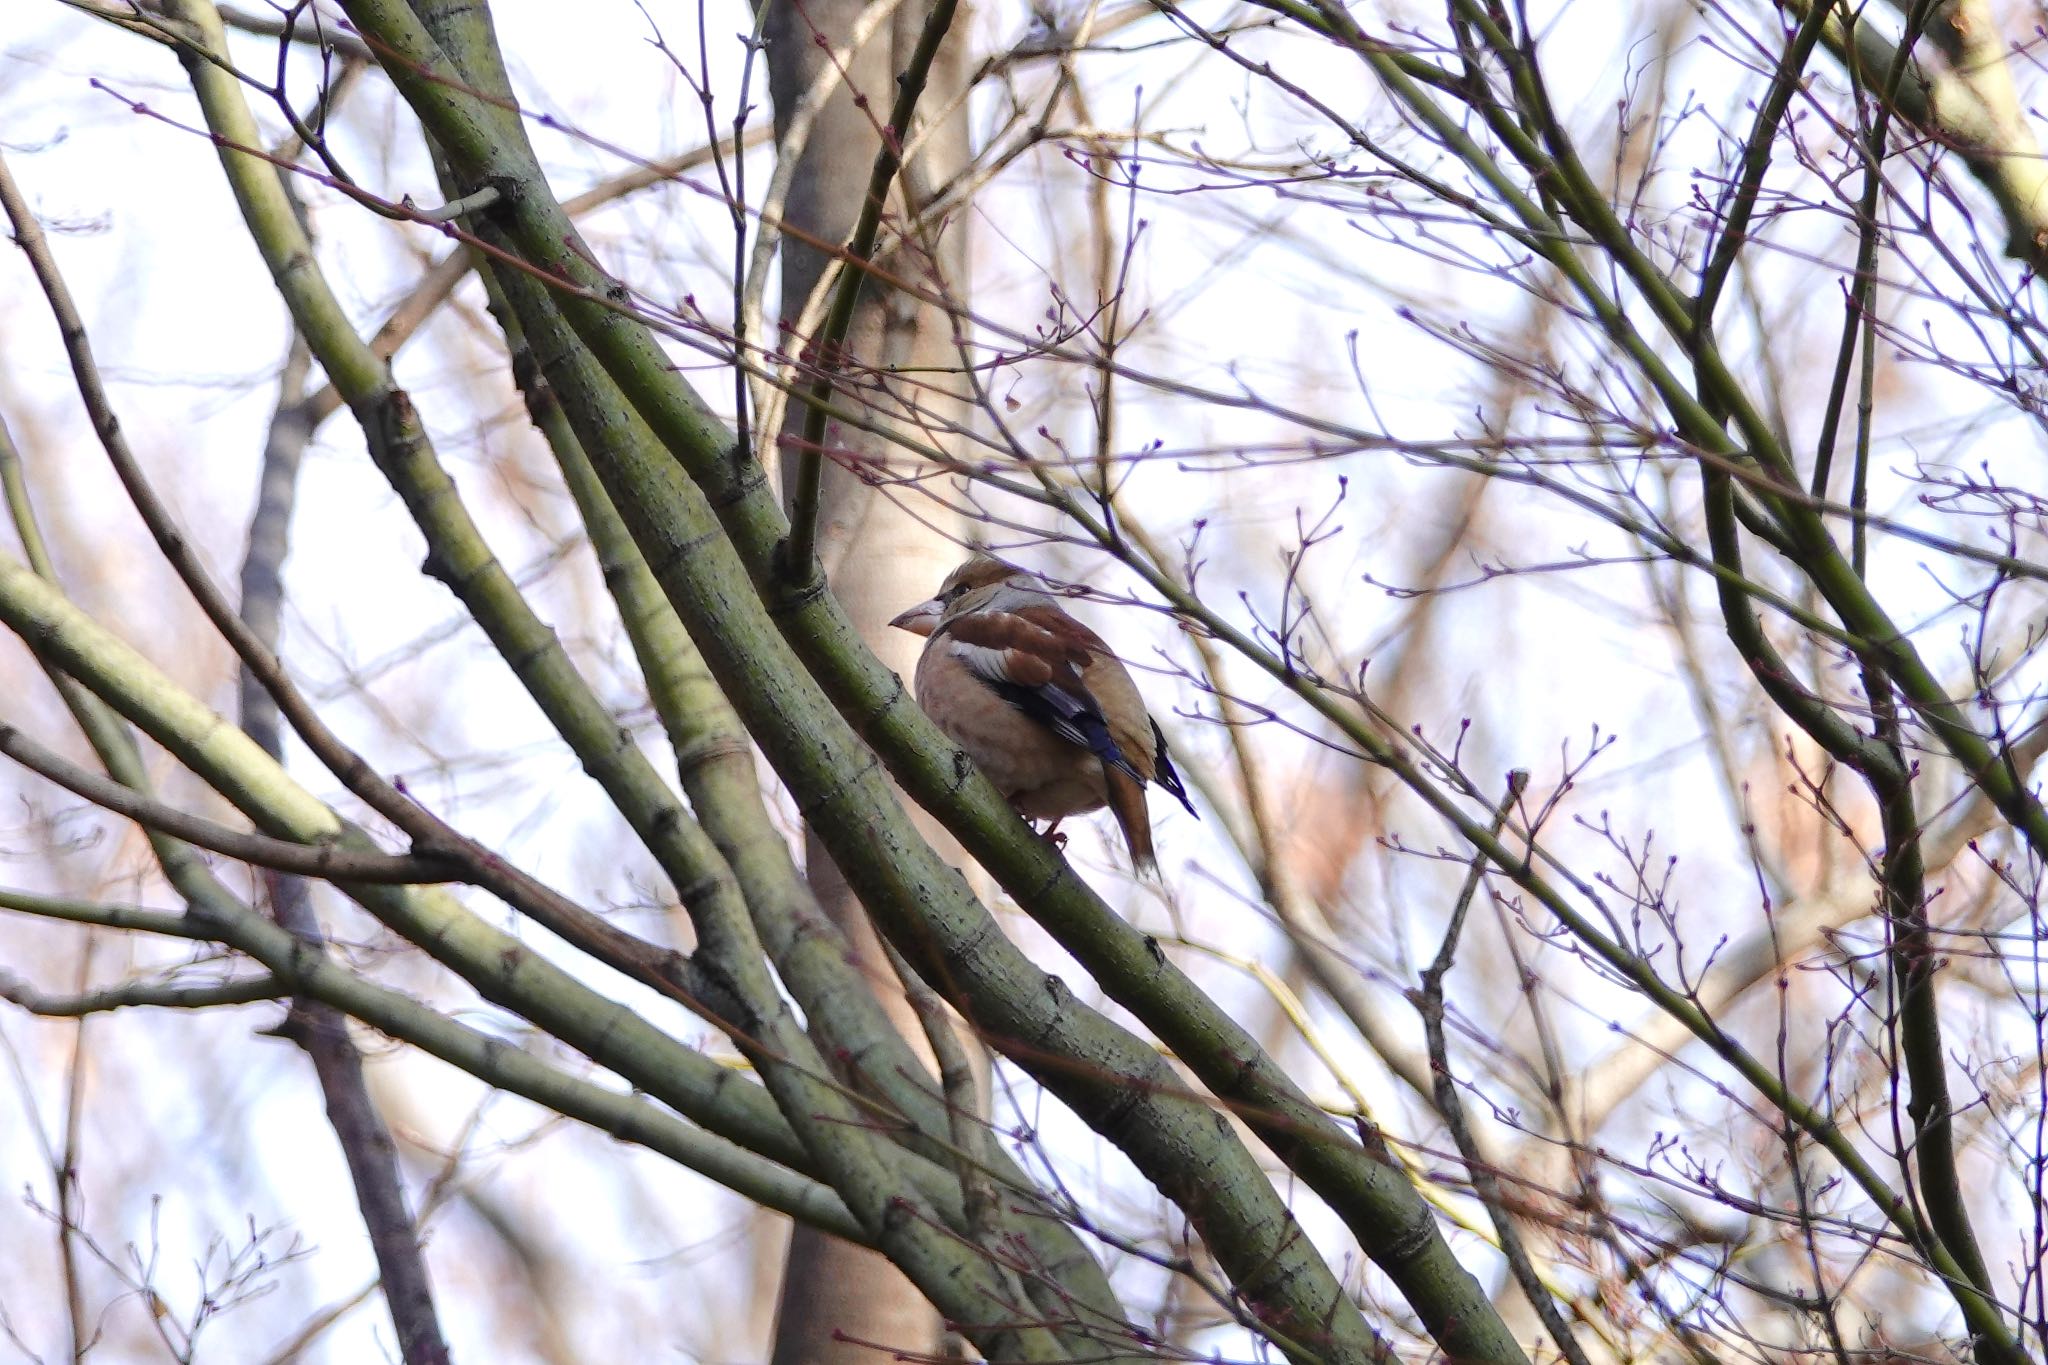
left=2, top=0, right=2044, bottom=1358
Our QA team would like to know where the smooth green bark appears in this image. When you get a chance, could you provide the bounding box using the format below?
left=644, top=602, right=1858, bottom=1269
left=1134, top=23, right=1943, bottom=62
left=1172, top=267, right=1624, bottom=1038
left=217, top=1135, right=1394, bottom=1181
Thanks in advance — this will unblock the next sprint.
left=327, top=0, right=1513, bottom=1357
left=162, top=5, right=1073, bottom=1355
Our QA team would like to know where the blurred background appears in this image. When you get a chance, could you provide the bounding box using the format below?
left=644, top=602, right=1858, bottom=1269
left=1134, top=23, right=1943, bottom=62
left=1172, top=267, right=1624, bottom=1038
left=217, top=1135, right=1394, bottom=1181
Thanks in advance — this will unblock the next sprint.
left=2, top=0, right=2045, bottom=1359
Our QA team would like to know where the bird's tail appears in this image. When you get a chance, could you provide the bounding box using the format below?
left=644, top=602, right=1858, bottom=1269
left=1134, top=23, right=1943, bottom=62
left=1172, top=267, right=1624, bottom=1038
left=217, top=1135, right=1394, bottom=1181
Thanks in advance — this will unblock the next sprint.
left=1148, top=718, right=1198, bottom=816
left=1105, top=767, right=1160, bottom=877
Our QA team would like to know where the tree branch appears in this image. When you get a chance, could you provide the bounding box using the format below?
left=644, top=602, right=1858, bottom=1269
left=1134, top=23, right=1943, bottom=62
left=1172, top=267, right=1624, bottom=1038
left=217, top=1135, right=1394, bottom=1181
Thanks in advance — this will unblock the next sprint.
left=0, top=968, right=286, bottom=1016
left=0, top=719, right=459, bottom=885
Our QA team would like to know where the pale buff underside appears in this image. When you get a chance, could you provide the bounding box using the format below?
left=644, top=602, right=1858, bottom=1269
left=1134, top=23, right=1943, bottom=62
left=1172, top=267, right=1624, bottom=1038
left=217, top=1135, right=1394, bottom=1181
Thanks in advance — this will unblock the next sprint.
left=914, top=640, right=1156, bottom=821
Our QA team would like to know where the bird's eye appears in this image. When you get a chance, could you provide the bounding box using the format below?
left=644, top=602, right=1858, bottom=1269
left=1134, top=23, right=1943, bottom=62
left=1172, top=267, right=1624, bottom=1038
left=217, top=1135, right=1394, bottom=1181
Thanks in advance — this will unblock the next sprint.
left=941, top=584, right=967, bottom=603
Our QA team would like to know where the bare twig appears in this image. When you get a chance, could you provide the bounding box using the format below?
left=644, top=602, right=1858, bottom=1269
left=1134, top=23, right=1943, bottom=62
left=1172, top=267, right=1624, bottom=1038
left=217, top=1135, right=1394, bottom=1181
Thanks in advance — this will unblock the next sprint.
left=0, top=968, right=286, bottom=1016
left=0, top=720, right=460, bottom=885
left=1410, top=773, right=1591, bottom=1365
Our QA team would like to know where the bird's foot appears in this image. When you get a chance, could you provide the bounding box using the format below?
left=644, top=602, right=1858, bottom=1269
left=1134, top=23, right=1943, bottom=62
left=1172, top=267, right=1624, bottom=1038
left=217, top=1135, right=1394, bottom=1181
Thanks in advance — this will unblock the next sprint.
left=1040, top=819, right=1068, bottom=854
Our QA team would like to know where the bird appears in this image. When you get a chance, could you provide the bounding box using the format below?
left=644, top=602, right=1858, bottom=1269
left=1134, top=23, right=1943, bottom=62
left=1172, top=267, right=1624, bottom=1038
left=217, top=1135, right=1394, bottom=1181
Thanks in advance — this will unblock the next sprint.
left=890, top=554, right=1197, bottom=874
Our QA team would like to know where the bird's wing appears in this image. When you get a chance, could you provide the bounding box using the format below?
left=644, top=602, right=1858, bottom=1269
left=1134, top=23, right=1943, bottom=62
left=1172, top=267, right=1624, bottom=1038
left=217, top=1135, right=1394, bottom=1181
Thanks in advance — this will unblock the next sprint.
left=936, top=606, right=1149, bottom=786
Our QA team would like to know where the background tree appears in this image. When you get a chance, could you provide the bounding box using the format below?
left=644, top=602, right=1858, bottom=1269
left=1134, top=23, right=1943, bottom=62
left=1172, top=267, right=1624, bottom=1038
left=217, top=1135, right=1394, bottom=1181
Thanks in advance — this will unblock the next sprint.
left=1, top=0, right=2045, bottom=1361
left=753, top=0, right=976, bottom=1346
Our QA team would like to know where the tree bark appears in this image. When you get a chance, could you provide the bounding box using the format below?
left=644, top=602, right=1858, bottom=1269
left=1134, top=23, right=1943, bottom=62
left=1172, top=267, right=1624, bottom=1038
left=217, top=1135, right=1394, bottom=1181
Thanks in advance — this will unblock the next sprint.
left=761, top=0, right=976, bottom=1356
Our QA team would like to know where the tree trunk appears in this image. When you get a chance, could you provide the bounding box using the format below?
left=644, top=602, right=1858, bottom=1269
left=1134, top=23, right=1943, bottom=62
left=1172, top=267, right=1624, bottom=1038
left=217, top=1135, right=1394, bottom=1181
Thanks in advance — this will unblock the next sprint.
left=760, top=0, right=975, bottom=1359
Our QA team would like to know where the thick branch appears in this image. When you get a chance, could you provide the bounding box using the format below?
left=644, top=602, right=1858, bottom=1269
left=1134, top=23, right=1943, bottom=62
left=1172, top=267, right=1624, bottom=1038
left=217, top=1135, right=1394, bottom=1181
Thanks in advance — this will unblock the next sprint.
left=0, top=885, right=870, bottom=1240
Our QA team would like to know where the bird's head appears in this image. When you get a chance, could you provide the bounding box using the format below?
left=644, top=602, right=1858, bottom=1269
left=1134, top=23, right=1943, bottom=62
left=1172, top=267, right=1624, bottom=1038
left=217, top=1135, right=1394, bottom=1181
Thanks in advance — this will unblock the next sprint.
left=888, top=554, right=1043, bottom=637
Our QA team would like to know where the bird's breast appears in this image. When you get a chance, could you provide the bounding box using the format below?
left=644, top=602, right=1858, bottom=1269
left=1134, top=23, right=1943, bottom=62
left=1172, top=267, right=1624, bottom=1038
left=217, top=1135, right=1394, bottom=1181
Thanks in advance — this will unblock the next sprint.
left=915, top=646, right=1111, bottom=818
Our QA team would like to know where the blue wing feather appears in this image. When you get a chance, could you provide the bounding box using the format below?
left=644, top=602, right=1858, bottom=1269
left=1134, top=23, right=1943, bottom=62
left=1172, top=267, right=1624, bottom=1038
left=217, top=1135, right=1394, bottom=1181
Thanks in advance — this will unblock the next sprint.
left=988, top=678, right=1149, bottom=785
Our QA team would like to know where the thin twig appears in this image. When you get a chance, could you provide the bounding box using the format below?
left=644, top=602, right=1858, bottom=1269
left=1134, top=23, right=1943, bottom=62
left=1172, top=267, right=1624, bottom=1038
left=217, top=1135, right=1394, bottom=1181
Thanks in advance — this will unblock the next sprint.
left=0, top=141, right=736, bottom=1032
left=0, top=969, right=286, bottom=1016
left=57, top=937, right=94, bottom=1361
left=1411, top=771, right=1594, bottom=1365
left=0, top=721, right=460, bottom=885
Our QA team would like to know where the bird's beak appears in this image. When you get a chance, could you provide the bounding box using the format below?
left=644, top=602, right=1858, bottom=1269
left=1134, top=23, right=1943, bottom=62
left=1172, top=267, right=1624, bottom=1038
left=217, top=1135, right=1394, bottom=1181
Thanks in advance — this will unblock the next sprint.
left=889, top=598, right=943, bottom=638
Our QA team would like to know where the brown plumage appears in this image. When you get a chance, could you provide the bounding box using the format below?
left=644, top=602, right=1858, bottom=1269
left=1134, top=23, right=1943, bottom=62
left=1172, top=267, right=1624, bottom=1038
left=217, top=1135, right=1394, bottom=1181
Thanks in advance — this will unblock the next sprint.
left=890, top=555, right=1196, bottom=874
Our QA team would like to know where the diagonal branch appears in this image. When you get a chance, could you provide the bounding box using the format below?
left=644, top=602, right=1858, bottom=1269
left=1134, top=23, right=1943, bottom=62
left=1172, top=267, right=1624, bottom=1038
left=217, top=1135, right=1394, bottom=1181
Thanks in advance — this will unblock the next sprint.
left=1413, top=772, right=1594, bottom=1365
left=0, top=969, right=285, bottom=1016
left=343, top=7, right=1517, bottom=1357
left=0, top=885, right=871, bottom=1240
left=1802, top=0, right=2048, bottom=272
left=0, top=719, right=457, bottom=885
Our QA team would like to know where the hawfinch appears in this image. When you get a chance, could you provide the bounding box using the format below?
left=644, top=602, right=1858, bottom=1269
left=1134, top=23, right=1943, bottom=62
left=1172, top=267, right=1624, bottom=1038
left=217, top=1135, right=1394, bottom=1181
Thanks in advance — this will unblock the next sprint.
left=890, top=555, right=1196, bottom=874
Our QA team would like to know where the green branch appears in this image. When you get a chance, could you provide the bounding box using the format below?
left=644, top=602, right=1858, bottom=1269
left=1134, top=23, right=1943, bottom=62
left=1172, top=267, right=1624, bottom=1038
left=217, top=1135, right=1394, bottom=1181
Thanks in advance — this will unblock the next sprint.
left=0, top=886, right=867, bottom=1240
left=330, top=1, right=1417, bottom=1355
left=0, top=545, right=850, bottom=1196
